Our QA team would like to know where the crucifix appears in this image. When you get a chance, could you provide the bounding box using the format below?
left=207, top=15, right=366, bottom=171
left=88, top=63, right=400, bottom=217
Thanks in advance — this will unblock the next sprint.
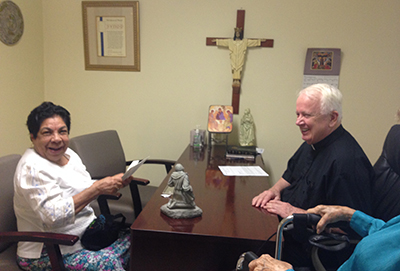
left=206, top=10, right=274, bottom=114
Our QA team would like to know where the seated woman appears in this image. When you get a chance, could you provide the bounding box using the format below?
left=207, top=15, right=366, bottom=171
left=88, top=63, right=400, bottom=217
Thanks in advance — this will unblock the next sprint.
left=249, top=204, right=400, bottom=271
left=14, top=102, right=132, bottom=271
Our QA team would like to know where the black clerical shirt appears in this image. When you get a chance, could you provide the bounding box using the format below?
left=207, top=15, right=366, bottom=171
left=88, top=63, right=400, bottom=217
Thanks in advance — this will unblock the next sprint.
left=281, top=125, right=374, bottom=215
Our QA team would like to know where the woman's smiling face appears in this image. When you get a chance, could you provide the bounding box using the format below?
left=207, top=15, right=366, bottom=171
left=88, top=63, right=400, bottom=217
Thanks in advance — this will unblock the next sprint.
left=31, top=115, right=69, bottom=166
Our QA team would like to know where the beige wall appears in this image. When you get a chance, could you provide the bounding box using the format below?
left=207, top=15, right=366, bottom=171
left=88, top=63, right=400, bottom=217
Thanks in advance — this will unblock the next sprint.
left=0, top=1, right=44, bottom=156
left=2, top=0, right=399, bottom=187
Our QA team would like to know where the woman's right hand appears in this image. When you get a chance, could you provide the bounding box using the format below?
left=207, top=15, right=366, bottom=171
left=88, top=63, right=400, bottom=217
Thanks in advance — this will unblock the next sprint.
left=95, top=173, right=125, bottom=195
left=73, top=173, right=128, bottom=214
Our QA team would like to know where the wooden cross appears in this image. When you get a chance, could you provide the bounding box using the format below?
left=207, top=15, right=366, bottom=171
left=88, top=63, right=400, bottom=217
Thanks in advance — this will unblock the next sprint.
left=206, top=10, right=274, bottom=114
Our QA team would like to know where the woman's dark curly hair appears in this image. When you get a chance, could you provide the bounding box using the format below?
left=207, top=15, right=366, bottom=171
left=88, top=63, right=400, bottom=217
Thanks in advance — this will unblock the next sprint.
left=27, top=102, right=71, bottom=139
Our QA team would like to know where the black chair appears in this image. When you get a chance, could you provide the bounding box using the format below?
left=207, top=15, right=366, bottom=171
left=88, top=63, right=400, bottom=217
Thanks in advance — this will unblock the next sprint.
left=0, top=154, right=79, bottom=271
left=69, top=130, right=176, bottom=223
left=371, top=124, right=400, bottom=221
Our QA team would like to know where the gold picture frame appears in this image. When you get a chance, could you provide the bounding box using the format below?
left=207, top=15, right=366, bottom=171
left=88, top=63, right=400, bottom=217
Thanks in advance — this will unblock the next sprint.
left=82, top=1, right=140, bottom=71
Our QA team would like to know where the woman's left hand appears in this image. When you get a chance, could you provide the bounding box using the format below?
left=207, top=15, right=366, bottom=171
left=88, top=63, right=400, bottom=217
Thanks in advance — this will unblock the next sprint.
left=307, top=205, right=356, bottom=234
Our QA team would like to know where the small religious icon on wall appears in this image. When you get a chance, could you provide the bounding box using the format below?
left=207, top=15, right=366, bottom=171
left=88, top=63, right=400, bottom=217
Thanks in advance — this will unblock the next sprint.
left=302, top=48, right=341, bottom=89
left=311, top=51, right=333, bottom=70
left=160, top=164, right=202, bottom=219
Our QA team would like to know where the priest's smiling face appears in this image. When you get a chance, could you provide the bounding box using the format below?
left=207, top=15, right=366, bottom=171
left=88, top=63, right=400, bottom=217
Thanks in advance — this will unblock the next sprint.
left=295, top=93, right=334, bottom=145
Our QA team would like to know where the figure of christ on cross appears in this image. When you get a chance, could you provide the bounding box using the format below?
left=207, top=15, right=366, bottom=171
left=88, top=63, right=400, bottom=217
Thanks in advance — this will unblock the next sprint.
left=206, top=10, right=274, bottom=114
left=212, top=27, right=265, bottom=87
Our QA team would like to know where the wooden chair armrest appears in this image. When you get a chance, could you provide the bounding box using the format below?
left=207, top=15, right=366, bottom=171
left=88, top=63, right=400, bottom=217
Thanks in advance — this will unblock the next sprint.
left=0, top=231, right=79, bottom=246
left=97, top=193, right=122, bottom=215
left=132, top=177, right=150, bottom=186
left=98, top=193, right=122, bottom=201
left=0, top=231, right=78, bottom=271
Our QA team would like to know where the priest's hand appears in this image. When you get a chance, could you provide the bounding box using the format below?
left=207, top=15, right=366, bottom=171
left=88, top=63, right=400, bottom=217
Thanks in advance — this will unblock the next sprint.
left=252, top=178, right=290, bottom=209
left=252, top=188, right=280, bottom=208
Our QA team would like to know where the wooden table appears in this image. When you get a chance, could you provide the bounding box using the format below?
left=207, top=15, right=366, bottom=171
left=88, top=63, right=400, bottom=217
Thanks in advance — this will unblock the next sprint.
left=130, top=145, right=279, bottom=271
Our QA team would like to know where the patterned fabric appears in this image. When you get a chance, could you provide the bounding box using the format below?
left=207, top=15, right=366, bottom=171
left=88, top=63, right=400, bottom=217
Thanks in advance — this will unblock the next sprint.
left=17, top=230, right=130, bottom=271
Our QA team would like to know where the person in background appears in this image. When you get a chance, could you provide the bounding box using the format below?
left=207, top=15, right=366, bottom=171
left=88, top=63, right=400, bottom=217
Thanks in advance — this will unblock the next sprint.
left=249, top=205, right=400, bottom=271
left=14, top=102, right=132, bottom=270
left=252, top=84, right=374, bottom=269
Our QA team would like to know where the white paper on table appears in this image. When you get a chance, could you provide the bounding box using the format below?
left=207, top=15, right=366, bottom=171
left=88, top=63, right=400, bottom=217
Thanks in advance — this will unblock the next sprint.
left=218, top=166, right=269, bottom=177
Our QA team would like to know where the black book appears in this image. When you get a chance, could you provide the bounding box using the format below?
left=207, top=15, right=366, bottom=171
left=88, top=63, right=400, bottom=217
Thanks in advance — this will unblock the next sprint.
left=226, top=145, right=257, bottom=161
left=226, top=145, right=257, bottom=155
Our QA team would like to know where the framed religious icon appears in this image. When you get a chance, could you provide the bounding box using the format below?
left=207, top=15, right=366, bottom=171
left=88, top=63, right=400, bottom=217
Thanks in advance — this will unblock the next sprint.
left=302, top=48, right=341, bottom=88
left=208, top=105, right=233, bottom=133
left=303, top=48, right=341, bottom=75
left=82, top=1, right=140, bottom=71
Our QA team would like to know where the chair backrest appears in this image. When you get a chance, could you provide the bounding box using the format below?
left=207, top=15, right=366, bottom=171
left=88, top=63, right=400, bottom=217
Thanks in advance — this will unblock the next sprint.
left=372, top=125, right=400, bottom=221
left=69, top=130, right=126, bottom=179
left=0, top=154, right=21, bottom=252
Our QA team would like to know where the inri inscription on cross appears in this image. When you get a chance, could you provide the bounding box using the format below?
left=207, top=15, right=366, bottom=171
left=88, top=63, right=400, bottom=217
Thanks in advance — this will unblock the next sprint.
left=206, top=10, right=274, bottom=114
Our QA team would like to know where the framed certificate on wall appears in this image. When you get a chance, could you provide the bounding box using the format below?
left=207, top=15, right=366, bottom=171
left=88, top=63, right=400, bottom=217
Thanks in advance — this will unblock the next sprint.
left=82, top=1, right=140, bottom=71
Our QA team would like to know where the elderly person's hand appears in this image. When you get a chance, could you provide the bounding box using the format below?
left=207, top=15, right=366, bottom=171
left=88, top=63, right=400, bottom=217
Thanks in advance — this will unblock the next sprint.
left=252, top=188, right=280, bottom=208
left=73, top=174, right=133, bottom=213
left=249, top=254, right=293, bottom=271
left=264, top=199, right=306, bottom=218
left=307, top=205, right=356, bottom=234
left=252, top=178, right=291, bottom=209
left=122, top=175, right=133, bottom=187
left=94, top=173, right=131, bottom=195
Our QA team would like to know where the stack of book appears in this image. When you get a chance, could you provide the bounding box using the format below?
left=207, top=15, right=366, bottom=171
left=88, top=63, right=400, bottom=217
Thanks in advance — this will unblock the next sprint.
left=225, top=145, right=257, bottom=161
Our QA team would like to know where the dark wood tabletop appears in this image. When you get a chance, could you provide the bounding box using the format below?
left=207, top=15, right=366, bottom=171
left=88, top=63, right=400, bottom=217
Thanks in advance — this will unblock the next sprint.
left=130, top=145, right=279, bottom=271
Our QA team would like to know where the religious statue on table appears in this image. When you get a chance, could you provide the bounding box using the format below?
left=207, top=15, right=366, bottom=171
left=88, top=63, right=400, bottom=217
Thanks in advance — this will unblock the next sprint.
left=239, top=108, right=256, bottom=146
left=213, top=27, right=266, bottom=87
left=160, top=164, right=202, bottom=219
left=167, top=164, right=195, bottom=209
